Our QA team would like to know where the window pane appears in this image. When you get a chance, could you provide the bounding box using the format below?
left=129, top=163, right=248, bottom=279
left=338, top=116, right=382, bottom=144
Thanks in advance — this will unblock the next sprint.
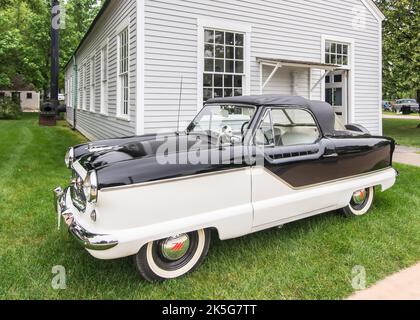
left=343, top=45, right=348, bottom=55
left=224, top=88, right=233, bottom=97
left=331, top=55, right=336, bottom=64
left=226, top=46, right=234, bottom=59
left=204, top=29, right=214, bottom=43
left=235, top=33, right=244, bottom=46
left=215, top=59, right=224, bottom=72
left=204, top=44, right=214, bottom=58
left=235, top=47, right=244, bottom=60
left=325, top=42, right=331, bottom=53
left=225, top=32, right=234, bottom=45
left=343, top=56, right=348, bottom=65
left=325, top=54, right=330, bottom=64
left=224, top=75, right=233, bottom=87
left=203, top=88, right=212, bottom=101
left=325, top=75, right=331, bottom=83
left=334, top=74, right=342, bottom=83
left=205, top=59, right=214, bottom=72
left=337, top=44, right=342, bottom=54
left=331, top=43, right=336, bottom=53
left=334, top=88, right=343, bottom=106
left=215, top=45, right=224, bottom=58
left=337, top=55, right=343, bottom=65
left=234, top=75, right=242, bottom=88
left=214, top=88, right=223, bottom=98
left=235, top=61, right=243, bottom=74
left=203, top=74, right=213, bottom=87
left=234, top=88, right=242, bottom=96
left=215, top=31, right=224, bottom=44
left=326, top=88, right=333, bottom=105
left=214, top=74, right=223, bottom=87
left=225, top=60, right=234, bottom=73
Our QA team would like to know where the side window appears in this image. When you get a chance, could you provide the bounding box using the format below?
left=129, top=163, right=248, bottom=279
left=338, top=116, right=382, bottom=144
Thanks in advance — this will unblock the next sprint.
left=255, top=110, right=273, bottom=146
left=272, top=109, right=320, bottom=146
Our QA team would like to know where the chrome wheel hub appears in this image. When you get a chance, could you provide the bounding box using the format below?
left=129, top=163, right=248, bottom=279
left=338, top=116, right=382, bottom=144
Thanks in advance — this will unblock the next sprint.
left=161, top=234, right=190, bottom=261
left=352, top=189, right=367, bottom=205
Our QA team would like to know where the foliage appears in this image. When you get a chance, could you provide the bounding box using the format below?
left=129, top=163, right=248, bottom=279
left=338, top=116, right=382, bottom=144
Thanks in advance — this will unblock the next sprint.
left=0, top=96, right=22, bottom=119
left=0, top=0, right=102, bottom=94
left=375, top=0, right=420, bottom=99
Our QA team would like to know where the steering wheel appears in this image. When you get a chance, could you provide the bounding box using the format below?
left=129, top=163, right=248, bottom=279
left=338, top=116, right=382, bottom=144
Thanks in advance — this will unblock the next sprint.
left=241, top=121, right=250, bottom=135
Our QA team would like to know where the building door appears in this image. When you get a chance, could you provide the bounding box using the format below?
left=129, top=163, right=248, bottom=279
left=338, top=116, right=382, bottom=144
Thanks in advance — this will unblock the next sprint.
left=325, top=70, right=348, bottom=123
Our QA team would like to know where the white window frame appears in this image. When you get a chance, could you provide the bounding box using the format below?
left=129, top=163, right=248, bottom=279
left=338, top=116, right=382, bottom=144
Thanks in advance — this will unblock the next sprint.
left=116, top=20, right=130, bottom=120
left=321, top=35, right=355, bottom=123
left=100, top=42, right=109, bottom=115
left=90, top=55, right=95, bottom=112
left=197, top=18, right=251, bottom=111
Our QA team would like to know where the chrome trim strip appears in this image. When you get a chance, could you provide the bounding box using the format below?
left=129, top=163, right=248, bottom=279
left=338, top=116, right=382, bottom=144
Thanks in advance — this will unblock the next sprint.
left=100, top=167, right=250, bottom=192
left=261, top=167, right=397, bottom=191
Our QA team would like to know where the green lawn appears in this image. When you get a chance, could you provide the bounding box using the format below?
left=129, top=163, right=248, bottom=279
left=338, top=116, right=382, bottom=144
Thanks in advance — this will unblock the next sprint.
left=1, top=114, right=420, bottom=300
left=383, top=118, right=420, bottom=148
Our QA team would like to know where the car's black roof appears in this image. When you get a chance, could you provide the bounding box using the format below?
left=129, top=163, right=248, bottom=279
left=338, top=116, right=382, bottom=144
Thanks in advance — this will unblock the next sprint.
left=206, top=95, right=336, bottom=135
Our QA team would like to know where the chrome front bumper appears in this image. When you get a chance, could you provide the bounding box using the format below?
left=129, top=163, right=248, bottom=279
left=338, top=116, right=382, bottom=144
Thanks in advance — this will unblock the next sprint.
left=54, top=187, right=118, bottom=251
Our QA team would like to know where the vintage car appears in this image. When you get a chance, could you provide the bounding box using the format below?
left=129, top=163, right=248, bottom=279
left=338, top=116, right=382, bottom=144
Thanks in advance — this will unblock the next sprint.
left=392, top=99, right=419, bottom=113
left=54, top=95, right=398, bottom=282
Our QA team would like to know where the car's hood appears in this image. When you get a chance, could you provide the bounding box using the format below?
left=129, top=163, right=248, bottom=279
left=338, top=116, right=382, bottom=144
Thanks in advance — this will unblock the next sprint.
left=77, top=132, right=219, bottom=171
left=73, top=133, right=248, bottom=189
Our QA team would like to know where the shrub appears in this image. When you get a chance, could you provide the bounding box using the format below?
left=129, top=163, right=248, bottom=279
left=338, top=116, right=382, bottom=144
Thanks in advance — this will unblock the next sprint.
left=0, top=97, right=22, bottom=120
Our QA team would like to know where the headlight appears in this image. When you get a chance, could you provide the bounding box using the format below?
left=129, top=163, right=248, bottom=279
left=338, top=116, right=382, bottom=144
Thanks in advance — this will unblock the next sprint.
left=84, top=171, right=98, bottom=203
left=65, top=147, right=75, bottom=168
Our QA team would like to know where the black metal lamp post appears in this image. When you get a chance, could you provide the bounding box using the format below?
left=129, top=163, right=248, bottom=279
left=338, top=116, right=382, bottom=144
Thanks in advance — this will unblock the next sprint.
left=39, top=0, right=60, bottom=126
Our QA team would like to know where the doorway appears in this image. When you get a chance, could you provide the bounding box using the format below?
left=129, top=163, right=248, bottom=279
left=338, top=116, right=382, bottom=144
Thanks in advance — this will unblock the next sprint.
left=325, top=70, right=348, bottom=123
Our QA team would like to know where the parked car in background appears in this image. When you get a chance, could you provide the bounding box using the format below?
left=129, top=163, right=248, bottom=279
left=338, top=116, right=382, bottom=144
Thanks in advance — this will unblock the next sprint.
left=54, top=95, right=398, bottom=282
left=392, top=99, right=419, bottom=113
left=383, top=101, right=392, bottom=112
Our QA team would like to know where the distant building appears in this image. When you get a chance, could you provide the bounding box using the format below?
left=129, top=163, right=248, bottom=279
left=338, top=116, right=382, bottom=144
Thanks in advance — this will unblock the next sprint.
left=0, top=90, right=41, bottom=112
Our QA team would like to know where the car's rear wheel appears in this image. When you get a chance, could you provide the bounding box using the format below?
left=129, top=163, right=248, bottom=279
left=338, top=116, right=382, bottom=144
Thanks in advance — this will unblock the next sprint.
left=341, top=187, right=375, bottom=217
left=135, top=229, right=211, bottom=282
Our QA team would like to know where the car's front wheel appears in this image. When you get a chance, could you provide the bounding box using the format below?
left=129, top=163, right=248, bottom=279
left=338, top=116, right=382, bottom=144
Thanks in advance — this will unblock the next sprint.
left=341, top=187, right=375, bottom=217
left=135, top=229, right=211, bottom=282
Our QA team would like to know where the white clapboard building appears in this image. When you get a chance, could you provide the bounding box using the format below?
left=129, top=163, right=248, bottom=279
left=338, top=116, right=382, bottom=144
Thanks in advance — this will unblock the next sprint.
left=64, top=0, right=385, bottom=140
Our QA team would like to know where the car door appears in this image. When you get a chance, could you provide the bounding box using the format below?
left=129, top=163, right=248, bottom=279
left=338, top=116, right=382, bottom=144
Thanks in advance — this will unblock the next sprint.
left=251, top=107, right=338, bottom=228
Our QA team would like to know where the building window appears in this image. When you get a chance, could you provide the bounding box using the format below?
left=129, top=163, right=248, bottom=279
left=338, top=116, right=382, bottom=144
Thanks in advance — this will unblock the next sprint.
left=78, top=67, right=83, bottom=109
left=83, top=64, right=88, bottom=110
left=26, top=92, right=32, bottom=99
left=90, top=56, right=95, bottom=112
left=100, top=45, right=108, bottom=114
left=203, top=28, right=245, bottom=102
left=325, top=41, right=349, bottom=66
left=118, top=28, right=129, bottom=117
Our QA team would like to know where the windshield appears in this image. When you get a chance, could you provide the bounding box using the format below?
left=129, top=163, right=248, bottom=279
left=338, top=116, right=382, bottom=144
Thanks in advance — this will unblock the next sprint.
left=397, top=99, right=416, bottom=104
left=187, top=105, right=256, bottom=142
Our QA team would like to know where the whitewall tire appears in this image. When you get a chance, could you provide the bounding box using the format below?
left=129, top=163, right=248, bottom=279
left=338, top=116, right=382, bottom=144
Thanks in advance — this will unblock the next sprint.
left=135, top=229, right=211, bottom=282
left=341, top=187, right=375, bottom=217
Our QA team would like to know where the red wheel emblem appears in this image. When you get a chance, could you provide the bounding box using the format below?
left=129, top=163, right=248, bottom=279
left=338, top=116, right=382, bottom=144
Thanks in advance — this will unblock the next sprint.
left=171, top=242, right=185, bottom=252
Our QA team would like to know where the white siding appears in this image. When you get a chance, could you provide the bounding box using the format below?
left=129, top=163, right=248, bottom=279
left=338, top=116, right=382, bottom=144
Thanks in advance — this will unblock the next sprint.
left=144, top=0, right=382, bottom=134
left=65, top=0, right=138, bottom=140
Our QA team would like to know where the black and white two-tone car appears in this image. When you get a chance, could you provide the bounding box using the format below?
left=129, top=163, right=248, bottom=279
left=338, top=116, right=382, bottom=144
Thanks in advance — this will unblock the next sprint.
left=54, top=95, right=398, bottom=282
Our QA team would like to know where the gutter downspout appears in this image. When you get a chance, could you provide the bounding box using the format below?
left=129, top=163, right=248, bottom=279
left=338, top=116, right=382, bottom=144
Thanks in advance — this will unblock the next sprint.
left=72, top=55, right=77, bottom=131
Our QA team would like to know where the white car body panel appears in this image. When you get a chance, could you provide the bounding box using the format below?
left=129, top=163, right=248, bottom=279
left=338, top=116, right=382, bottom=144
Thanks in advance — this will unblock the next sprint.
left=64, top=166, right=397, bottom=260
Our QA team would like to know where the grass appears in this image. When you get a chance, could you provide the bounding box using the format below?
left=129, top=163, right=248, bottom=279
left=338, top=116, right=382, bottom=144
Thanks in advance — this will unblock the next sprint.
left=1, top=113, right=420, bottom=300
left=383, top=118, right=420, bottom=148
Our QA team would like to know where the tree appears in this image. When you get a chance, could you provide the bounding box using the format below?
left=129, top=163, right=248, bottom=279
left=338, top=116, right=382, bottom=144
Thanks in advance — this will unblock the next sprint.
left=375, top=0, right=420, bottom=100
left=0, top=0, right=102, bottom=95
